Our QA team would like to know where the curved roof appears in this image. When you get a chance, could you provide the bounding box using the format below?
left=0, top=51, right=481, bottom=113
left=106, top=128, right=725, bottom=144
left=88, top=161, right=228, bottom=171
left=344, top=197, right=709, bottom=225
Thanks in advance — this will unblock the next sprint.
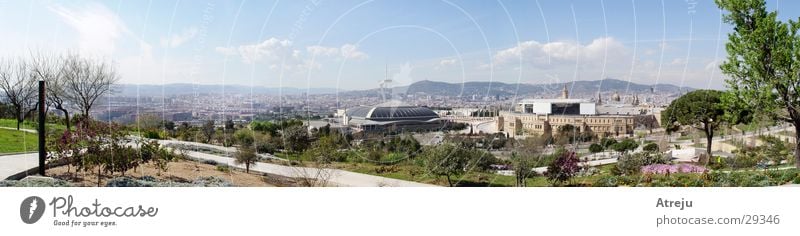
left=345, top=103, right=439, bottom=121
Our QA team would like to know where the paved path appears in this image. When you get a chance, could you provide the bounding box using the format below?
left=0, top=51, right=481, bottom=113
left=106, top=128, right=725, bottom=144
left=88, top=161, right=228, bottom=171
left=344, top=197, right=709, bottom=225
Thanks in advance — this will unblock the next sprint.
left=0, top=153, right=38, bottom=180
left=0, top=126, right=37, bottom=133
left=175, top=150, right=434, bottom=187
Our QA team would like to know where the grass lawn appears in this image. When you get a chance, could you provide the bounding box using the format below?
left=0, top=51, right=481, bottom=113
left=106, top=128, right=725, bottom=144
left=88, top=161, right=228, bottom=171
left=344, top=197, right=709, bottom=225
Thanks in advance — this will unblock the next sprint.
left=0, top=128, right=39, bottom=153
left=0, top=119, right=68, bottom=134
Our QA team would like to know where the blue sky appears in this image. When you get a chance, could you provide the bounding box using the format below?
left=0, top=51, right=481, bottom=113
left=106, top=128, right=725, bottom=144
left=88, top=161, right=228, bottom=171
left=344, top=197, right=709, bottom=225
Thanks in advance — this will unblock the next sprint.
left=1, top=0, right=798, bottom=90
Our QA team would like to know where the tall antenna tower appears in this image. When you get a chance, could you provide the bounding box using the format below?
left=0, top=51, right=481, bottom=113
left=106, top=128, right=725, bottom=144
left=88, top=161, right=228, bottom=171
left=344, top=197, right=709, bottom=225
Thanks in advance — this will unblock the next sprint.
left=379, top=64, right=392, bottom=102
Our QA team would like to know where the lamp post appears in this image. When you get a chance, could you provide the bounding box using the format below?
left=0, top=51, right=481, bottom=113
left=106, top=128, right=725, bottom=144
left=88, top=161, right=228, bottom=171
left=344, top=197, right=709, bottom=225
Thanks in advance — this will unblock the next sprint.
left=38, top=79, right=46, bottom=176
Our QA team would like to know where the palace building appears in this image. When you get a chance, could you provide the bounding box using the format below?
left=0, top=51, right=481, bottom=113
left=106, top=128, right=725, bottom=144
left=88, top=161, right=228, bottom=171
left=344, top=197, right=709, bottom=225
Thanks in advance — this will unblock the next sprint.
left=497, top=85, right=660, bottom=137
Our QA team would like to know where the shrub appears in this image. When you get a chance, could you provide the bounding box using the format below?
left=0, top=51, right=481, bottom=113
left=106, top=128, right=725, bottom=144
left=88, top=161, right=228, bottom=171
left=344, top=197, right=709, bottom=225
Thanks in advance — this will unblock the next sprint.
left=202, top=159, right=218, bottom=165
left=216, top=165, right=231, bottom=173
left=143, top=130, right=161, bottom=139
left=546, top=151, right=580, bottom=185
left=643, top=143, right=659, bottom=152
left=593, top=175, right=619, bottom=187
left=731, top=148, right=761, bottom=169
left=191, top=176, right=234, bottom=187
left=380, top=152, right=406, bottom=165
left=0, top=177, right=72, bottom=187
left=708, top=156, right=729, bottom=170
left=366, top=148, right=382, bottom=162
left=256, top=141, right=276, bottom=154
left=589, top=143, right=604, bottom=153
left=615, top=152, right=670, bottom=176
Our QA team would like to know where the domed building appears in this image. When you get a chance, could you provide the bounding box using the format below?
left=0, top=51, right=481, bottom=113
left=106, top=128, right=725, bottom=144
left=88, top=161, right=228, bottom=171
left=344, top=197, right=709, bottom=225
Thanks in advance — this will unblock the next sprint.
left=342, top=101, right=443, bottom=133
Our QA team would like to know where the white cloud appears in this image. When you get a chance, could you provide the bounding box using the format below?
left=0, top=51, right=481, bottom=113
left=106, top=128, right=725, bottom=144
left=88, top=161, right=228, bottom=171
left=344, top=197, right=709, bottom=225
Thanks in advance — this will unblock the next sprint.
left=307, top=45, right=339, bottom=57
left=439, top=58, right=457, bottom=66
left=493, top=37, right=627, bottom=67
left=215, top=37, right=297, bottom=64
left=306, top=44, right=369, bottom=60
left=340, top=44, right=368, bottom=60
left=48, top=2, right=130, bottom=56
left=670, top=58, right=687, bottom=66
left=161, top=27, right=198, bottom=48
left=216, top=39, right=368, bottom=74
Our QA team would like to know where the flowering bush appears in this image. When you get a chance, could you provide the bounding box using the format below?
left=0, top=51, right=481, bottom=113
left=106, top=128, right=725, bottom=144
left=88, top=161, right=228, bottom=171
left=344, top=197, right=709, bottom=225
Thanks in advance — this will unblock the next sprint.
left=546, top=151, right=580, bottom=185
left=641, top=164, right=707, bottom=174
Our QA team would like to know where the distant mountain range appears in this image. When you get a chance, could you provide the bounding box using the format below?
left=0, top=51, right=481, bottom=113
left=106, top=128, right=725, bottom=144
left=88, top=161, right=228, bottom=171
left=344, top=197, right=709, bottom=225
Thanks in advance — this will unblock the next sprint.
left=342, top=78, right=695, bottom=98
left=116, top=78, right=693, bottom=97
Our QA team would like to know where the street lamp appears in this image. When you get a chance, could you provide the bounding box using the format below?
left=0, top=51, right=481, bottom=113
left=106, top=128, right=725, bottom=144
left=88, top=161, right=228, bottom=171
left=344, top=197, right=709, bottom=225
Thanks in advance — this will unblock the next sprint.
left=38, top=79, right=45, bottom=176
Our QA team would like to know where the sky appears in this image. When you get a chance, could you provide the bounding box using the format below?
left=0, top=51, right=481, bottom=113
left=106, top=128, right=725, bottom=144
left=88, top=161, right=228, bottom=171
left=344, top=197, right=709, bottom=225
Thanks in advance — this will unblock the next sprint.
left=1, top=0, right=798, bottom=90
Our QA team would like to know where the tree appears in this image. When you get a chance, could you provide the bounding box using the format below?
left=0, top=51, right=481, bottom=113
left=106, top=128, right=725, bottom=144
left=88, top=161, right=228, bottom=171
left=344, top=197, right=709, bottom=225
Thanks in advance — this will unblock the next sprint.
left=421, top=144, right=468, bottom=187
left=0, top=58, right=36, bottom=130
left=546, top=151, right=580, bottom=186
left=61, top=53, right=119, bottom=118
left=233, top=128, right=255, bottom=146
left=541, top=120, right=553, bottom=146
left=716, top=0, right=800, bottom=167
left=234, top=146, right=258, bottom=173
left=555, top=124, right=577, bottom=145
left=224, top=119, right=235, bottom=131
left=30, top=52, right=72, bottom=130
left=642, top=142, right=659, bottom=152
left=610, top=138, right=639, bottom=154
left=303, top=135, right=345, bottom=163
left=661, top=90, right=724, bottom=161
left=600, top=137, right=617, bottom=149
left=202, top=120, right=215, bottom=143
left=589, top=143, right=604, bottom=153
left=511, top=152, right=536, bottom=187
left=282, top=125, right=309, bottom=153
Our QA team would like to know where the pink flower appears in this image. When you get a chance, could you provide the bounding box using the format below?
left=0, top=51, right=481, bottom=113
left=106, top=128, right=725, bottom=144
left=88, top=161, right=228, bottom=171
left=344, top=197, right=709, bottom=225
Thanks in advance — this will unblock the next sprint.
left=641, top=164, right=706, bottom=174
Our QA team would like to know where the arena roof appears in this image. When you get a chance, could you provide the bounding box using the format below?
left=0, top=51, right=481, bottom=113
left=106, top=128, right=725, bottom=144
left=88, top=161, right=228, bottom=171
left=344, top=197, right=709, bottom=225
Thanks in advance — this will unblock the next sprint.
left=345, top=101, right=440, bottom=121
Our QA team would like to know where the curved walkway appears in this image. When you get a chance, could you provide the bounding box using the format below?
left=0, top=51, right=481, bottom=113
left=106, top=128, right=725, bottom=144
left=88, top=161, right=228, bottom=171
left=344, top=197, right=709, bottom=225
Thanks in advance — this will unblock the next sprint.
left=2, top=137, right=435, bottom=186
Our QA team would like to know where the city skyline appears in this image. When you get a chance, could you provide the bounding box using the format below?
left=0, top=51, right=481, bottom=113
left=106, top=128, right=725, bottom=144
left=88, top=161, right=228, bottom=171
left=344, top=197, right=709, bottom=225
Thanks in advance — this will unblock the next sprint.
left=2, top=0, right=799, bottom=90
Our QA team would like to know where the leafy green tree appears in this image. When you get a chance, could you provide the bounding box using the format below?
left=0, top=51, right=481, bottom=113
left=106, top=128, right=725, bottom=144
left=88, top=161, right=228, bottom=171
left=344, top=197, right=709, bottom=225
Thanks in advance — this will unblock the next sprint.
left=600, top=137, right=617, bottom=149
left=224, top=119, right=235, bottom=131
left=233, top=129, right=255, bottom=146
left=716, top=0, right=800, bottom=167
left=303, top=135, right=345, bottom=163
left=511, top=152, right=536, bottom=187
left=610, top=138, right=639, bottom=154
left=234, top=146, right=258, bottom=173
left=760, top=136, right=791, bottom=167
left=421, top=144, right=469, bottom=187
left=282, top=125, right=309, bottom=153
left=661, top=90, right=724, bottom=160
left=643, top=142, right=659, bottom=152
left=589, top=143, right=604, bottom=153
